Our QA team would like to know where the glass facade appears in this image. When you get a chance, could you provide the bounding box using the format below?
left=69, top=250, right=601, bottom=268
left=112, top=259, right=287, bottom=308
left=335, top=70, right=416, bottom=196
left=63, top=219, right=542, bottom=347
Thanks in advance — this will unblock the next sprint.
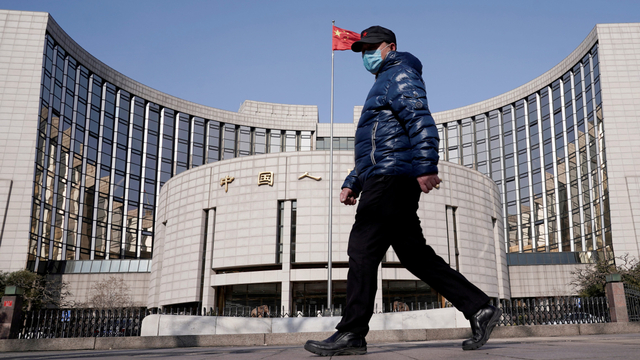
left=316, top=137, right=355, bottom=151
left=292, top=281, right=347, bottom=315
left=217, top=283, right=282, bottom=315
left=28, top=33, right=610, bottom=275
left=437, top=44, right=610, bottom=256
left=28, top=35, right=314, bottom=272
left=381, top=280, right=440, bottom=311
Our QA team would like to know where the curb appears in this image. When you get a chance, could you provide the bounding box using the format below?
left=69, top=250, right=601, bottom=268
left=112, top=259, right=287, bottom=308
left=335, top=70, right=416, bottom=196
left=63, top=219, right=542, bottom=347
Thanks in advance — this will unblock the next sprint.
left=1, top=322, right=639, bottom=352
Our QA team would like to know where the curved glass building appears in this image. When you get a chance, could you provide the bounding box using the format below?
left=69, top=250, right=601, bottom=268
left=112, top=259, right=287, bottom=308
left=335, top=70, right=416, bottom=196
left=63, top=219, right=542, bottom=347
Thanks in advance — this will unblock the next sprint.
left=436, top=44, right=608, bottom=258
left=30, top=33, right=317, bottom=268
left=1, top=10, right=640, bottom=307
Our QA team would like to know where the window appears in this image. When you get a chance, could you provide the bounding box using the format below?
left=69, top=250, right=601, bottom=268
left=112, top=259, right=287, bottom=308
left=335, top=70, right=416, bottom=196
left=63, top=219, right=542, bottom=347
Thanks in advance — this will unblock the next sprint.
left=270, top=130, right=282, bottom=153
left=254, top=128, right=266, bottom=154
left=160, top=109, right=175, bottom=185
left=461, top=118, right=474, bottom=168
left=315, top=137, right=354, bottom=150
left=474, top=116, right=488, bottom=175
left=300, top=131, right=312, bottom=151
left=191, top=117, right=205, bottom=167
left=292, top=281, right=346, bottom=315
left=223, top=124, right=236, bottom=160
left=217, top=283, right=281, bottom=316
left=176, top=113, right=190, bottom=174
left=207, top=120, right=220, bottom=162
left=285, top=131, right=297, bottom=152
left=238, top=126, right=251, bottom=157
left=446, top=121, right=459, bottom=164
left=382, top=280, right=439, bottom=312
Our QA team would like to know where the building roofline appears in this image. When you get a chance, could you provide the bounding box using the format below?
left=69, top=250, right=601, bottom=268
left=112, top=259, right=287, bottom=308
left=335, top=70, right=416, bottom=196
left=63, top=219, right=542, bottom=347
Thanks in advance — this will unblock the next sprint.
left=43, top=12, right=318, bottom=130
left=431, top=25, right=599, bottom=123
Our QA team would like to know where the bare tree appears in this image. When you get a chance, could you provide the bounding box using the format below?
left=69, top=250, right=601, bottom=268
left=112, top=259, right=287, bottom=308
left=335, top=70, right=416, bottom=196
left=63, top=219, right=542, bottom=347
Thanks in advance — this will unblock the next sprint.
left=571, top=253, right=640, bottom=297
left=0, top=270, right=73, bottom=311
left=88, top=276, right=135, bottom=309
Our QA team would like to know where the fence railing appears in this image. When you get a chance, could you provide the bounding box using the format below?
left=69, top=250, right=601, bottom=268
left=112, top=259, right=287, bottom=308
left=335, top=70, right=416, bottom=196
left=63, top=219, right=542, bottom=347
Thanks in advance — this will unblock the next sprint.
left=625, top=283, right=640, bottom=322
left=159, top=301, right=444, bottom=318
left=18, top=307, right=148, bottom=339
left=496, top=297, right=610, bottom=326
left=16, top=296, right=612, bottom=338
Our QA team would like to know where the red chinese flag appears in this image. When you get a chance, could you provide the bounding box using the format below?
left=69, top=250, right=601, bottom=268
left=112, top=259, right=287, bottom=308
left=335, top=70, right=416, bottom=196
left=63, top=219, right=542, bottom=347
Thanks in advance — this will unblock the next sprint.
left=332, top=26, right=360, bottom=51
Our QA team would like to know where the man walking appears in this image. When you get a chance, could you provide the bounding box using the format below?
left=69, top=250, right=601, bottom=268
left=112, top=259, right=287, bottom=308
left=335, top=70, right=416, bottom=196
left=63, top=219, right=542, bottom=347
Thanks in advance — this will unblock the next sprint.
left=304, top=26, right=501, bottom=356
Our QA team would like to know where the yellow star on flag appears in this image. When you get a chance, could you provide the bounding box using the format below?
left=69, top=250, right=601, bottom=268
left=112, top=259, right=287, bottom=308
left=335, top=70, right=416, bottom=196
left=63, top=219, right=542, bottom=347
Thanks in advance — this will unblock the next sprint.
left=332, top=25, right=361, bottom=51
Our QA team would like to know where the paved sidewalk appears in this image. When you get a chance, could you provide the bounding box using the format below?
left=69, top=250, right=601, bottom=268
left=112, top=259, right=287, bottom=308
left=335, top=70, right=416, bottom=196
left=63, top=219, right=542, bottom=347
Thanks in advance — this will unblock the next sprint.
left=1, top=333, right=639, bottom=359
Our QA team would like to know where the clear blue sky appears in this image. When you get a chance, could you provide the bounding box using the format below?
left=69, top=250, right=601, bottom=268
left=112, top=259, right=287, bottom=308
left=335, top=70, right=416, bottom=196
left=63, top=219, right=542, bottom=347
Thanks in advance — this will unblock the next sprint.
left=2, top=0, right=639, bottom=123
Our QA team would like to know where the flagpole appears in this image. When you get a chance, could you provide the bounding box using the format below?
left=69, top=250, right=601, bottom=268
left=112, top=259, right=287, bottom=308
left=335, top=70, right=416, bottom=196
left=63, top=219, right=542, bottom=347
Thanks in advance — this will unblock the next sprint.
left=328, top=20, right=335, bottom=312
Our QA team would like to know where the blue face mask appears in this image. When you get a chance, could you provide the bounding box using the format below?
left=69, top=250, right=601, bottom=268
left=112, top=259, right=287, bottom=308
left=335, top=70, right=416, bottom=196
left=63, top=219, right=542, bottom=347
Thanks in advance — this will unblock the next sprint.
left=362, top=44, right=391, bottom=74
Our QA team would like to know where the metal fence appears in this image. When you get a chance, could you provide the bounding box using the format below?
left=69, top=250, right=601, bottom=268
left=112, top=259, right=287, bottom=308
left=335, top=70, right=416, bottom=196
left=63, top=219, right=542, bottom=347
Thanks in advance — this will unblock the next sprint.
left=159, top=305, right=340, bottom=318
left=496, top=297, right=610, bottom=326
left=625, top=283, right=640, bottom=322
left=18, top=308, right=148, bottom=339
left=15, top=296, right=614, bottom=338
left=160, top=301, right=444, bottom=318
left=16, top=302, right=433, bottom=339
left=378, top=301, right=443, bottom=314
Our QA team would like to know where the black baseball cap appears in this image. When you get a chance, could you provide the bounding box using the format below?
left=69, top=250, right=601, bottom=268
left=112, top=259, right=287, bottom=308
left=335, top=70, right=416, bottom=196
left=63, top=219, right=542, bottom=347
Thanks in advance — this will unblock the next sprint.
left=351, top=26, right=396, bottom=52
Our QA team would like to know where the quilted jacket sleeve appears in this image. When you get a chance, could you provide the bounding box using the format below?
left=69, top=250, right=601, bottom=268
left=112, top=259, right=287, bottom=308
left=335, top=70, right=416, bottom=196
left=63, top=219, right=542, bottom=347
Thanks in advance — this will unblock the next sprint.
left=388, top=68, right=439, bottom=176
left=341, top=169, right=362, bottom=195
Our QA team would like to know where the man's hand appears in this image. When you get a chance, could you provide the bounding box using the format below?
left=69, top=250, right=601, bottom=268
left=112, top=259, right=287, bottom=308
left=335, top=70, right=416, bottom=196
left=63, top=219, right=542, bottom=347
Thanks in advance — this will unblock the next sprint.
left=417, top=174, right=441, bottom=194
left=340, top=188, right=357, bottom=206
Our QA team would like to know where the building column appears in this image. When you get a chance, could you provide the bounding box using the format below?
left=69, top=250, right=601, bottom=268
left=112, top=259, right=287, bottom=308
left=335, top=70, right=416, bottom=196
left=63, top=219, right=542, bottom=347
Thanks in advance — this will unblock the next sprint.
left=605, top=274, right=629, bottom=322
left=201, top=208, right=216, bottom=311
left=374, top=264, right=383, bottom=313
left=446, top=206, right=459, bottom=270
left=281, top=201, right=292, bottom=315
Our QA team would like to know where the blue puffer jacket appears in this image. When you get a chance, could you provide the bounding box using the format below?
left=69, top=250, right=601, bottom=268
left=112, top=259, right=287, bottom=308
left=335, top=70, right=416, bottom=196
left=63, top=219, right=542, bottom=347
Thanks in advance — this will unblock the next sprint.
left=342, top=51, right=439, bottom=195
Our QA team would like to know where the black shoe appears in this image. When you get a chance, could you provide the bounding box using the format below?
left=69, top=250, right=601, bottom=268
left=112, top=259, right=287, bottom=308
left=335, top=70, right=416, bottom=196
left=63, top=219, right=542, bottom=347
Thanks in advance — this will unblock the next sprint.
left=462, top=304, right=502, bottom=350
left=304, top=331, right=367, bottom=356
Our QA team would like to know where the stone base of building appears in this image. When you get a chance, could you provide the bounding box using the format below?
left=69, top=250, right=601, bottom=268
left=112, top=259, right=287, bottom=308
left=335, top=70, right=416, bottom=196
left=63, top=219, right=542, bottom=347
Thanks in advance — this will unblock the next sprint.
left=140, top=307, right=469, bottom=336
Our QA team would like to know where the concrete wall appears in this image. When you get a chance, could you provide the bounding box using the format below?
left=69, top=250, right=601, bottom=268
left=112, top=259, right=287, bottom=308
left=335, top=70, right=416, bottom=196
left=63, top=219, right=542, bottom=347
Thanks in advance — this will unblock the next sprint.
left=0, top=180, right=13, bottom=248
left=507, top=264, right=590, bottom=298
left=597, top=23, right=640, bottom=260
left=316, top=123, right=357, bottom=137
left=61, top=272, right=150, bottom=307
left=140, top=307, right=469, bottom=336
left=0, top=10, right=47, bottom=272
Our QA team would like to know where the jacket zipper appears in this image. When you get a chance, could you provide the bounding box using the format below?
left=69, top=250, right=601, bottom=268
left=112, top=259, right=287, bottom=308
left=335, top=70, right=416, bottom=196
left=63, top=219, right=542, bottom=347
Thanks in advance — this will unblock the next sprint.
left=370, top=122, right=378, bottom=165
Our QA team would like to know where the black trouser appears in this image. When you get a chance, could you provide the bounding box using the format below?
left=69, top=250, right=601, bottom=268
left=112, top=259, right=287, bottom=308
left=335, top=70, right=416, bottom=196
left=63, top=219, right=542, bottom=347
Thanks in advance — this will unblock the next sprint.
left=335, top=175, right=490, bottom=336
